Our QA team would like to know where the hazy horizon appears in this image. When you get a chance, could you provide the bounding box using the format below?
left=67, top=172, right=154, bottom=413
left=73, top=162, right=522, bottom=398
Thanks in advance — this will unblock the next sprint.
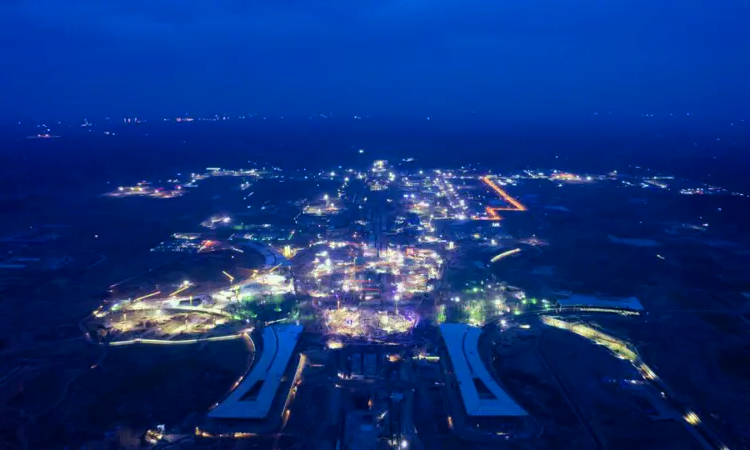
left=2, top=0, right=749, bottom=120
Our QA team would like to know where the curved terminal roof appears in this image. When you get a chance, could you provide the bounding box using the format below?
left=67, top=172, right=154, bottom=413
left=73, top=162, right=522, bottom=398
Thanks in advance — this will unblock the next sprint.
left=208, top=324, right=302, bottom=419
left=440, top=323, right=527, bottom=416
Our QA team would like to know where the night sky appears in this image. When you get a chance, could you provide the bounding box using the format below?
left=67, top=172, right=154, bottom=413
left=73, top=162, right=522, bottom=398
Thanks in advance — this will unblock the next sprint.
left=1, top=0, right=748, bottom=120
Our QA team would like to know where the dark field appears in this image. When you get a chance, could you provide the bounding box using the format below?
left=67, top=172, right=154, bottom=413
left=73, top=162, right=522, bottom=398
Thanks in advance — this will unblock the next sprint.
left=14, top=340, right=250, bottom=449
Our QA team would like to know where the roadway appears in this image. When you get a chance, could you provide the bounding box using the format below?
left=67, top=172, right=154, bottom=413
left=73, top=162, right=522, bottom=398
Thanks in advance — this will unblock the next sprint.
left=480, top=176, right=527, bottom=211
left=535, top=330, right=602, bottom=449
left=401, top=388, right=424, bottom=450
left=533, top=317, right=730, bottom=450
left=643, top=365, right=730, bottom=450
left=105, top=333, right=247, bottom=347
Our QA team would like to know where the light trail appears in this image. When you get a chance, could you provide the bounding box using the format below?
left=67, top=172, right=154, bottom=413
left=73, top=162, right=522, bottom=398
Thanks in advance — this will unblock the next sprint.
left=134, top=291, right=161, bottom=302
left=542, top=317, right=729, bottom=450
left=684, top=411, right=701, bottom=425
left=490, top=248, right=521, bottom=263
left=481, top=176, right=527, bottom=211
left=195, top=428, right=257, bottom=439
left=280, top=354, right=307, bottom=429
left=480, top=176, right=527, bottom=220
left=542, top=317, right=638, bottom=361
left=222, top=271, right=235, bottom=282
left=169, top=285, right=190, bottom=297
left=486, top=206, right=502, bottom=220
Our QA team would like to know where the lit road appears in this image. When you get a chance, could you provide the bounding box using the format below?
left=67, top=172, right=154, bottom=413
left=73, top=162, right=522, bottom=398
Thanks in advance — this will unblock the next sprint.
left=106, top=331, right=250, bottom=347
left=541, top=318, right=730, bottom=450
left=535, top=330, right=602, bottom=449
left=480, top=176, right=527, bottom=211
left=646, top=371, right=730, bottom=450
left=401, top=389, right=424, bottom=450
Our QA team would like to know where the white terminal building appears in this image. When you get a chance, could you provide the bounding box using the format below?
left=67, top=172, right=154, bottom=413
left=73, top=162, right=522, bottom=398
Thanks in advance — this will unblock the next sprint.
left=209, top=325, right=303, bottom=420
left=440, top=324, right=527, bottom=416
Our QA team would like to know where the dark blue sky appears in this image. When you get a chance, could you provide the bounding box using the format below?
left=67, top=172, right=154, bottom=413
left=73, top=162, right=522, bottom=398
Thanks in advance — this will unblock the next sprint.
left=1, top=0, right=748, bottom=120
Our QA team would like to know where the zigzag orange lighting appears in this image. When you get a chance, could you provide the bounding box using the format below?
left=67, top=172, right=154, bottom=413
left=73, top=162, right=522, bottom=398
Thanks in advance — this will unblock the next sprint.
left=480, top=176, right=527, bottom=220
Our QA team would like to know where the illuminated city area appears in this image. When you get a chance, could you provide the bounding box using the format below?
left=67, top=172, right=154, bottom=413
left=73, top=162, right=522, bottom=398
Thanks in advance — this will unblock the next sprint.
left=33, top=159, right=728, bottom=450
left=103, top=181, right=185, bottom=199
left=4, top=157, right=745, bottom=450
left=323, top=307, right=418, bottom=339
left=5, top=1, right=749, bottom=447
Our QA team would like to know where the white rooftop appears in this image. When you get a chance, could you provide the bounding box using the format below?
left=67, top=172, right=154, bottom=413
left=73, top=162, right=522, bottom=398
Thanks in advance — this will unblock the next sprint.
left=440, top=324, right=527, bottom=416
left=557, top=295, right=643, bottom=311
left=208, top=324, right=302, bottom=419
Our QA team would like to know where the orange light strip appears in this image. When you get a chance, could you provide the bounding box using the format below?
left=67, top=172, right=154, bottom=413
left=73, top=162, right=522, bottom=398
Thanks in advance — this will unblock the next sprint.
left=486, top=206, right=502, bottom=220
left=169, top=285, right=190, bottom=297
left=481, top=176, right=527, bottom=211
left=134, top=291, right=161, bottom=302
